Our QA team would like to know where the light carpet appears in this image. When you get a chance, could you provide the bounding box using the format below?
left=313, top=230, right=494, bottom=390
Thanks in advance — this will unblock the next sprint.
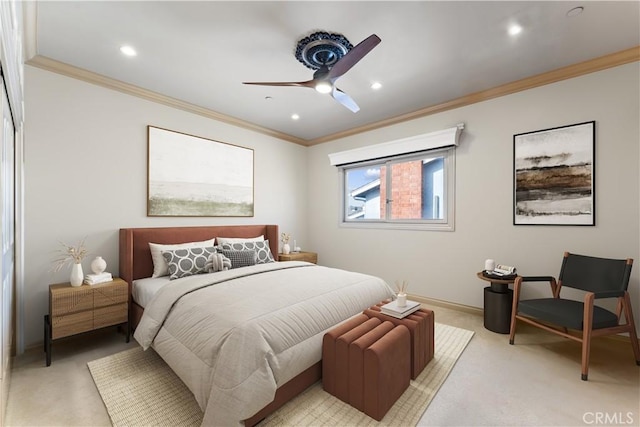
left=88, top=323, right=473, bottom=426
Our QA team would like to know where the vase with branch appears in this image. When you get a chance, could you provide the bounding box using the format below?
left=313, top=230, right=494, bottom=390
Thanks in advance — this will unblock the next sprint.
left=52, top=238, right=88, bottom=287
left=281, top=232, right=291, bottom=255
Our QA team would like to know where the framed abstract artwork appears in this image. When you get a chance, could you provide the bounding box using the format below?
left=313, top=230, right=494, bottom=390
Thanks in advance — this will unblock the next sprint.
left=513, top=121, right=595, bottom=226
left=147, top=126, right=254, bottom=217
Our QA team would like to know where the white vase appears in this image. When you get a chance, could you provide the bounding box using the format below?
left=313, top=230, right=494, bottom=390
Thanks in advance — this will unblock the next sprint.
left=70, top=263, right=84, bottom=287
left=282, top=243, right=291, bottom=255
left=91, top=256, right=107, bottom=274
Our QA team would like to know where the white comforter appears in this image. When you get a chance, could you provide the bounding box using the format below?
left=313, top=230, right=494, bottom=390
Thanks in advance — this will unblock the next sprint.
left=134, top=261, right=394, bottom=426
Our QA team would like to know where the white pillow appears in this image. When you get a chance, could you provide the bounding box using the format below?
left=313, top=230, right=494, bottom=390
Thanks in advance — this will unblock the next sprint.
left=149, top=238, right=215, bottom=277
left=216, top=235, right=264, bottom=245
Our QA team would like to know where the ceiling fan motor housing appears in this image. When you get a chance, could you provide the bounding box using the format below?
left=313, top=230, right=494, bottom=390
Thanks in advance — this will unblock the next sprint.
left=295, top=31, right=353, bottom=70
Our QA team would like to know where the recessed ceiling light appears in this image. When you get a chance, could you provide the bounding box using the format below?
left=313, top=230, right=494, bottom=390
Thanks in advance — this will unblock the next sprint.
left=291, top=114, right=300, bottom=120
left=508, top=24, right=523, bottom=36
left=371, top=82, right=382, bottom=90
left=265, top=96, right=273, bottom=101
left=120, top=45, right=137, bottom=57
left=566, top=6, right=584, bottom=17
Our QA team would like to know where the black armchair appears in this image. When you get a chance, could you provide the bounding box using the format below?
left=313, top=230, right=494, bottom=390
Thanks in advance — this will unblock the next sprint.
left=509, top=252, right=640, bottom=380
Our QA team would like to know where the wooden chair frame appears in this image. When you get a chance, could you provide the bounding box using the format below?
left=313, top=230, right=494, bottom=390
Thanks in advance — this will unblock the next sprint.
left=509, top=252, right=640, bottom=380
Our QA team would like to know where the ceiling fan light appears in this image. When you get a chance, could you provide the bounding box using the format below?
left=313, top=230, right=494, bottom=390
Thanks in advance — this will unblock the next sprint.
left=120, top=45, right=137, bottom=57
left=315, top=82, right=333, bottom=94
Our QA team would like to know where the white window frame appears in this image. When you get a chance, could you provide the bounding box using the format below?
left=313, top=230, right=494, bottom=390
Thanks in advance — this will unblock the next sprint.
left=338, top=147, right=456, bottom=231
left=329, top=125, right=463, bottom=232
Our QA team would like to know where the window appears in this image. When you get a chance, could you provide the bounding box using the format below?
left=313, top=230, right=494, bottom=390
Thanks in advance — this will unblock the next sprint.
left=329, top=125, right=463, bottom=231
left=341, top=147, right=455, bottom=230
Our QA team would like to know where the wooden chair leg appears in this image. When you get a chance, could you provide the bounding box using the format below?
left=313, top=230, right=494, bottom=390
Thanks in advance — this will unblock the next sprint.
left=581, top=294, right=595, bottom=381
left=509, top=278, right=521, bottom=345
left=622, top=293, right=640, bottom=365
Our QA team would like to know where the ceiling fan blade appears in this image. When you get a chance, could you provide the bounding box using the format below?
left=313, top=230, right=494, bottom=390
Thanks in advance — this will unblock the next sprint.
left=332, top=88, right=360, bottom=113
left=243, top=80, right=316, bottom=88
left=328, top=34, right=381, bottom=81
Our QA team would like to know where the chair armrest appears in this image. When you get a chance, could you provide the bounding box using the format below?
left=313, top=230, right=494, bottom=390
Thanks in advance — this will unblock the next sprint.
left=514, top=275, right=559, bottom=299
left=520, top=276, right=556, bottom=282
left=593, top=290, right=624, bottom=299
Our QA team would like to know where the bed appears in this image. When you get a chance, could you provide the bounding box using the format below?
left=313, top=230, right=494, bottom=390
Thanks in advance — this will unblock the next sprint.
left=119, top=225, right=394, bottom=426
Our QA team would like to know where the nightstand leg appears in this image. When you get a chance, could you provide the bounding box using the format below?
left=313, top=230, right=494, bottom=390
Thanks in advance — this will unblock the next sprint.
left=125, top=321, right=130, bottom=343
left=44, top=315, right=52, bottom=367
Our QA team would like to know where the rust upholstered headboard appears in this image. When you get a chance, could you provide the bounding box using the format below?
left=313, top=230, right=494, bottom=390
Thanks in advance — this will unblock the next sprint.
left=119, top=224, right=279, bottom=284
left=119, top=224, right=278, bottom=331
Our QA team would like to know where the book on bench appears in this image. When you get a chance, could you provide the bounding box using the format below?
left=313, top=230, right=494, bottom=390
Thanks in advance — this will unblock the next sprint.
left=380, top=299, right=421, bottom=319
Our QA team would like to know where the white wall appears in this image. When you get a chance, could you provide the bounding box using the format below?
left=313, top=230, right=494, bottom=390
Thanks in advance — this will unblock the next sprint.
left=22, top=61, right=640, bottom=348
left=23, top=66, right=308, bottom=349
left=307, top=62, right=640, bottom=329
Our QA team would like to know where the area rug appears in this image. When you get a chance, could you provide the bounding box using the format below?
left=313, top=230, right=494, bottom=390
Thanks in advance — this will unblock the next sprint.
left=88, top=323, right=473, bottom=426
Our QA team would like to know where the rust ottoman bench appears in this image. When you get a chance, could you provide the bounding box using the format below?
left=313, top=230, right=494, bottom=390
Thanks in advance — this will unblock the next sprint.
left=364, top=302, right=435, bottom=379
left=322, top=314, right=412, bottom=421
left=322, top=313, right=370, bottom=396
left=363, top=324, right=411, bottom=420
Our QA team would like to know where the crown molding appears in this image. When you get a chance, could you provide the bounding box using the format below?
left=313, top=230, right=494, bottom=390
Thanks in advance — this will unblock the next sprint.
left=25, top=55, right=308, bottom=146
left=307, top=46, right=640, bottom=146
left=27, top=46, right=639, bottom=147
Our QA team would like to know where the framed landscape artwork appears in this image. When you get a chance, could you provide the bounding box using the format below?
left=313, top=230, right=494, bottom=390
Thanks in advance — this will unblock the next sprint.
left=147, top=126, right=254, bottom=217
left=513, top=121, right=595, bottom=226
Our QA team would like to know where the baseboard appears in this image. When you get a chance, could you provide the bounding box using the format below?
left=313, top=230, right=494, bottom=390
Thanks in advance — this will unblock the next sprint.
left=408, top=294, right=484, bottom=317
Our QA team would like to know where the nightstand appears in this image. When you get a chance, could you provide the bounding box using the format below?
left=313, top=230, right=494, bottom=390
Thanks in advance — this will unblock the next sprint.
left=45, top=278, right=129, bottom=366
left=278, top=251, right=318, bottom=264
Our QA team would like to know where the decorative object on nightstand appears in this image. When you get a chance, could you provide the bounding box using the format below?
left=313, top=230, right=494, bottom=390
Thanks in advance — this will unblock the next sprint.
left=84, top=272, right=113, bottom=285
left=51, top=238, right=88, bottom=287
left=278, top=251, right=318, bottom=264
left=44, top=278, right=129, bottom=366
left=86, top=256, right=111, bottom=285
left=69, top=263, right=83, bottom=287
left=281, top=232, right=291, bottom=255
left=91, top=256, right=107, bottom=274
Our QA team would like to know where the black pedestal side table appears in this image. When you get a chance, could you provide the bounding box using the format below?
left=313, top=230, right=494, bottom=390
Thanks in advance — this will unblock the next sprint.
left=476, top=272, right=518, bottom=334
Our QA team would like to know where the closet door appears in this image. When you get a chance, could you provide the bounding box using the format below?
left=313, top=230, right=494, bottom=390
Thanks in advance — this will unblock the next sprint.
left=0, top=73, right=15, bottom=418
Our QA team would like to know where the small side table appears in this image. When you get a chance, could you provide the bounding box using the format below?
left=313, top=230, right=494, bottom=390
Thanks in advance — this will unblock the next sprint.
left=278, top=251, right=318, bottom=264
left=45, top=278, right=129, bottom=366
left=476, top=272, right=518, bottom=334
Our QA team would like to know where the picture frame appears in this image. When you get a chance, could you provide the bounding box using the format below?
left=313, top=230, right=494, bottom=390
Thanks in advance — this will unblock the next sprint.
left=147, top=126, right=254, bottom=217
left=513, top=121, right=595, bottom=226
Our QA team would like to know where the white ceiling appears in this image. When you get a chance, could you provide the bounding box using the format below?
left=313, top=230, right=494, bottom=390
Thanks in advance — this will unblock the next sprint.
left=31, top=1, right=639, bottom=144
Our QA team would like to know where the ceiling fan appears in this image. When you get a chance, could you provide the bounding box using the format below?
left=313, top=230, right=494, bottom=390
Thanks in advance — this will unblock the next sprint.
left=243, top=32, right=381, bottom=113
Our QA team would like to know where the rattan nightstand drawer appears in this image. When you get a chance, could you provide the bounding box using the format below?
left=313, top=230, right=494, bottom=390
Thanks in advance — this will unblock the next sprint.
left=50, top=286, right=93, bottom=316
left=94, top=282, right=128, bottom=308
left=51, top=311, right=93, bottom=339
left=94, top=303, right=128, bottom=329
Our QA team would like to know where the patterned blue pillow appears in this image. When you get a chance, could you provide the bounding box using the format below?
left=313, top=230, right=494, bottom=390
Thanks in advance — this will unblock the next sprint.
left=220, top=240, right=275, bottom=264
left=218, top=249, right=258, bottom=269
left=161, top=246, right=217, bottom=280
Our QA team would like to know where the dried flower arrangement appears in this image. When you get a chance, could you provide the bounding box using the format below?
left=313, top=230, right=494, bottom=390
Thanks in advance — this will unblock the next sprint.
left=394, top=280, right=408, bottom=295
left=51, top=238, right=88, bottom=273
left=281, top=232, right=290, bottom=244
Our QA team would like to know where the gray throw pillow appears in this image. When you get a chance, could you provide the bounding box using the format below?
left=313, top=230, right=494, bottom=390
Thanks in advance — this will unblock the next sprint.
left=220, top=240, right=275, bottom=264
left=218, top=249, right=258, bottom=269
left=161, top=246, right=217, bottom=280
